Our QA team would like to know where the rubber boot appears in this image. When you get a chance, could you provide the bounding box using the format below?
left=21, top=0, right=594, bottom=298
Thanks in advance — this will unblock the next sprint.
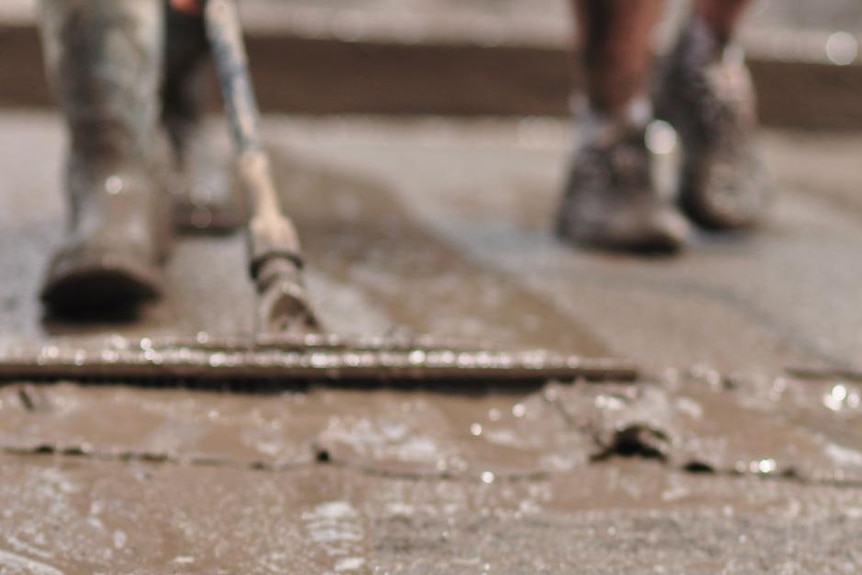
left=39, top=0, right=171, bottom=316
left=556, top=99, right=692, bottom=254
left=163, top=5, right=242, bottom=234
left=655, top=16, right=769, bottom=230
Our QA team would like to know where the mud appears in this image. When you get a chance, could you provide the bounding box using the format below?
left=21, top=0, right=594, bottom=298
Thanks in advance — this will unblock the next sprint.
left=269, top=152, right=611, bottom=355
left=4, top=371, right=862, bottom=572
left=5, top=112, right=862, bottom=570
left=1, top=453, right=862, bottom=573
left=3, top=371, right=862, bottom=484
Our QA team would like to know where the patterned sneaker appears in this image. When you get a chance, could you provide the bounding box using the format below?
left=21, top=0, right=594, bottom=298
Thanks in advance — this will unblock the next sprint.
left=556, top=101, right=692, bottom=253
left=655, top=17, right=769, bottom=230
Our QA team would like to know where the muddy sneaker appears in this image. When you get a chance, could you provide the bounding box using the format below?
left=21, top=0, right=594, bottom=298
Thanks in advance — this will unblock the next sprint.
left=655, top=17, right=769, bottom=231
left=556, top=102, right=692, bottom=253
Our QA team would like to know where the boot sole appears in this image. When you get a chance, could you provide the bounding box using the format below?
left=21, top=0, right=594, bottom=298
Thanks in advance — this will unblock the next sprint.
left=41, top=253, right=163, bottom=318
left=557, top=228, right=688, bottom=256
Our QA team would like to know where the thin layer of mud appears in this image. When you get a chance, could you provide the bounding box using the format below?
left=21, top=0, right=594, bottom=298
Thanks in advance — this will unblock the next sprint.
left=313, top=388, right=594, bottom=478
left=730, top=374, right=862, bottom=482
left=1, top=455, right=861, bottom=574
left=0, top=384, right=316, bottom=468
left=269, top=152, right=610, bottom=356
left=4, top=370, right=862, bottom=486
left=550, top=371, right=862, bottom=484
left=0, top=384, right=593, bottom=480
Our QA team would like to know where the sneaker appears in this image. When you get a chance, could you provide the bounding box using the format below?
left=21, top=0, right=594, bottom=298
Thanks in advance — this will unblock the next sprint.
left=655, top=17, right=769, bottom=230
left=556, top=102, right=692, bottom=253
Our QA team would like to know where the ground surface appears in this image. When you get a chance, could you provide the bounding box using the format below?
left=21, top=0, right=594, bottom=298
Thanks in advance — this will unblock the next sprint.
left=2, top=112, right=862, bottom=572
left=5, top=113, right=862, bottom=372
left=4, top=3, right=862, bottom=573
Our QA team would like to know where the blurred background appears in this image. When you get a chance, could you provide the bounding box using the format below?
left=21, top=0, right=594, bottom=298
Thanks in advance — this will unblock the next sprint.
left=2, top=0, right=862, bottom=129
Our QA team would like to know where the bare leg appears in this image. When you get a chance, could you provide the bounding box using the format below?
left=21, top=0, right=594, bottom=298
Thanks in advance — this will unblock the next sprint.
left=555, top=0, right=691, bottom=254
left=695, top=0, right=753, bottom=45
left=572, top=0, right=663, bottom=115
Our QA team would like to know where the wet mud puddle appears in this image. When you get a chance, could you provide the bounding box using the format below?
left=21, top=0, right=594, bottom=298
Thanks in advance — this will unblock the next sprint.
left=2, top=366, right=862, bottom=485
left=3, top=368, right=862, bottom=573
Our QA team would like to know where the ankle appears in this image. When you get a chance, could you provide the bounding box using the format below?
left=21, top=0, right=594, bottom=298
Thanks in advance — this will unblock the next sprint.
left=683, top=14, right=744, bottom=65
left=573, top=95, right=653, bottom=148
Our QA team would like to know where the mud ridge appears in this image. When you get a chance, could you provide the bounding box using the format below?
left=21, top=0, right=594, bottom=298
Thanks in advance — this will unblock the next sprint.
left=4, top=369, right=862, bottom=490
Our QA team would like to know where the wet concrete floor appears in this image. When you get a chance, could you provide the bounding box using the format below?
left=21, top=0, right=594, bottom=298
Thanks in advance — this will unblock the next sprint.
left=8, top=113, right=862, bottom=372
left=3, top=112, right=862, bottom=572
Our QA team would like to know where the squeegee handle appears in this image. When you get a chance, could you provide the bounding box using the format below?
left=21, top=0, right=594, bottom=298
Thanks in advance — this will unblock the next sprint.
left=204, top=0, right=304, bottom=275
